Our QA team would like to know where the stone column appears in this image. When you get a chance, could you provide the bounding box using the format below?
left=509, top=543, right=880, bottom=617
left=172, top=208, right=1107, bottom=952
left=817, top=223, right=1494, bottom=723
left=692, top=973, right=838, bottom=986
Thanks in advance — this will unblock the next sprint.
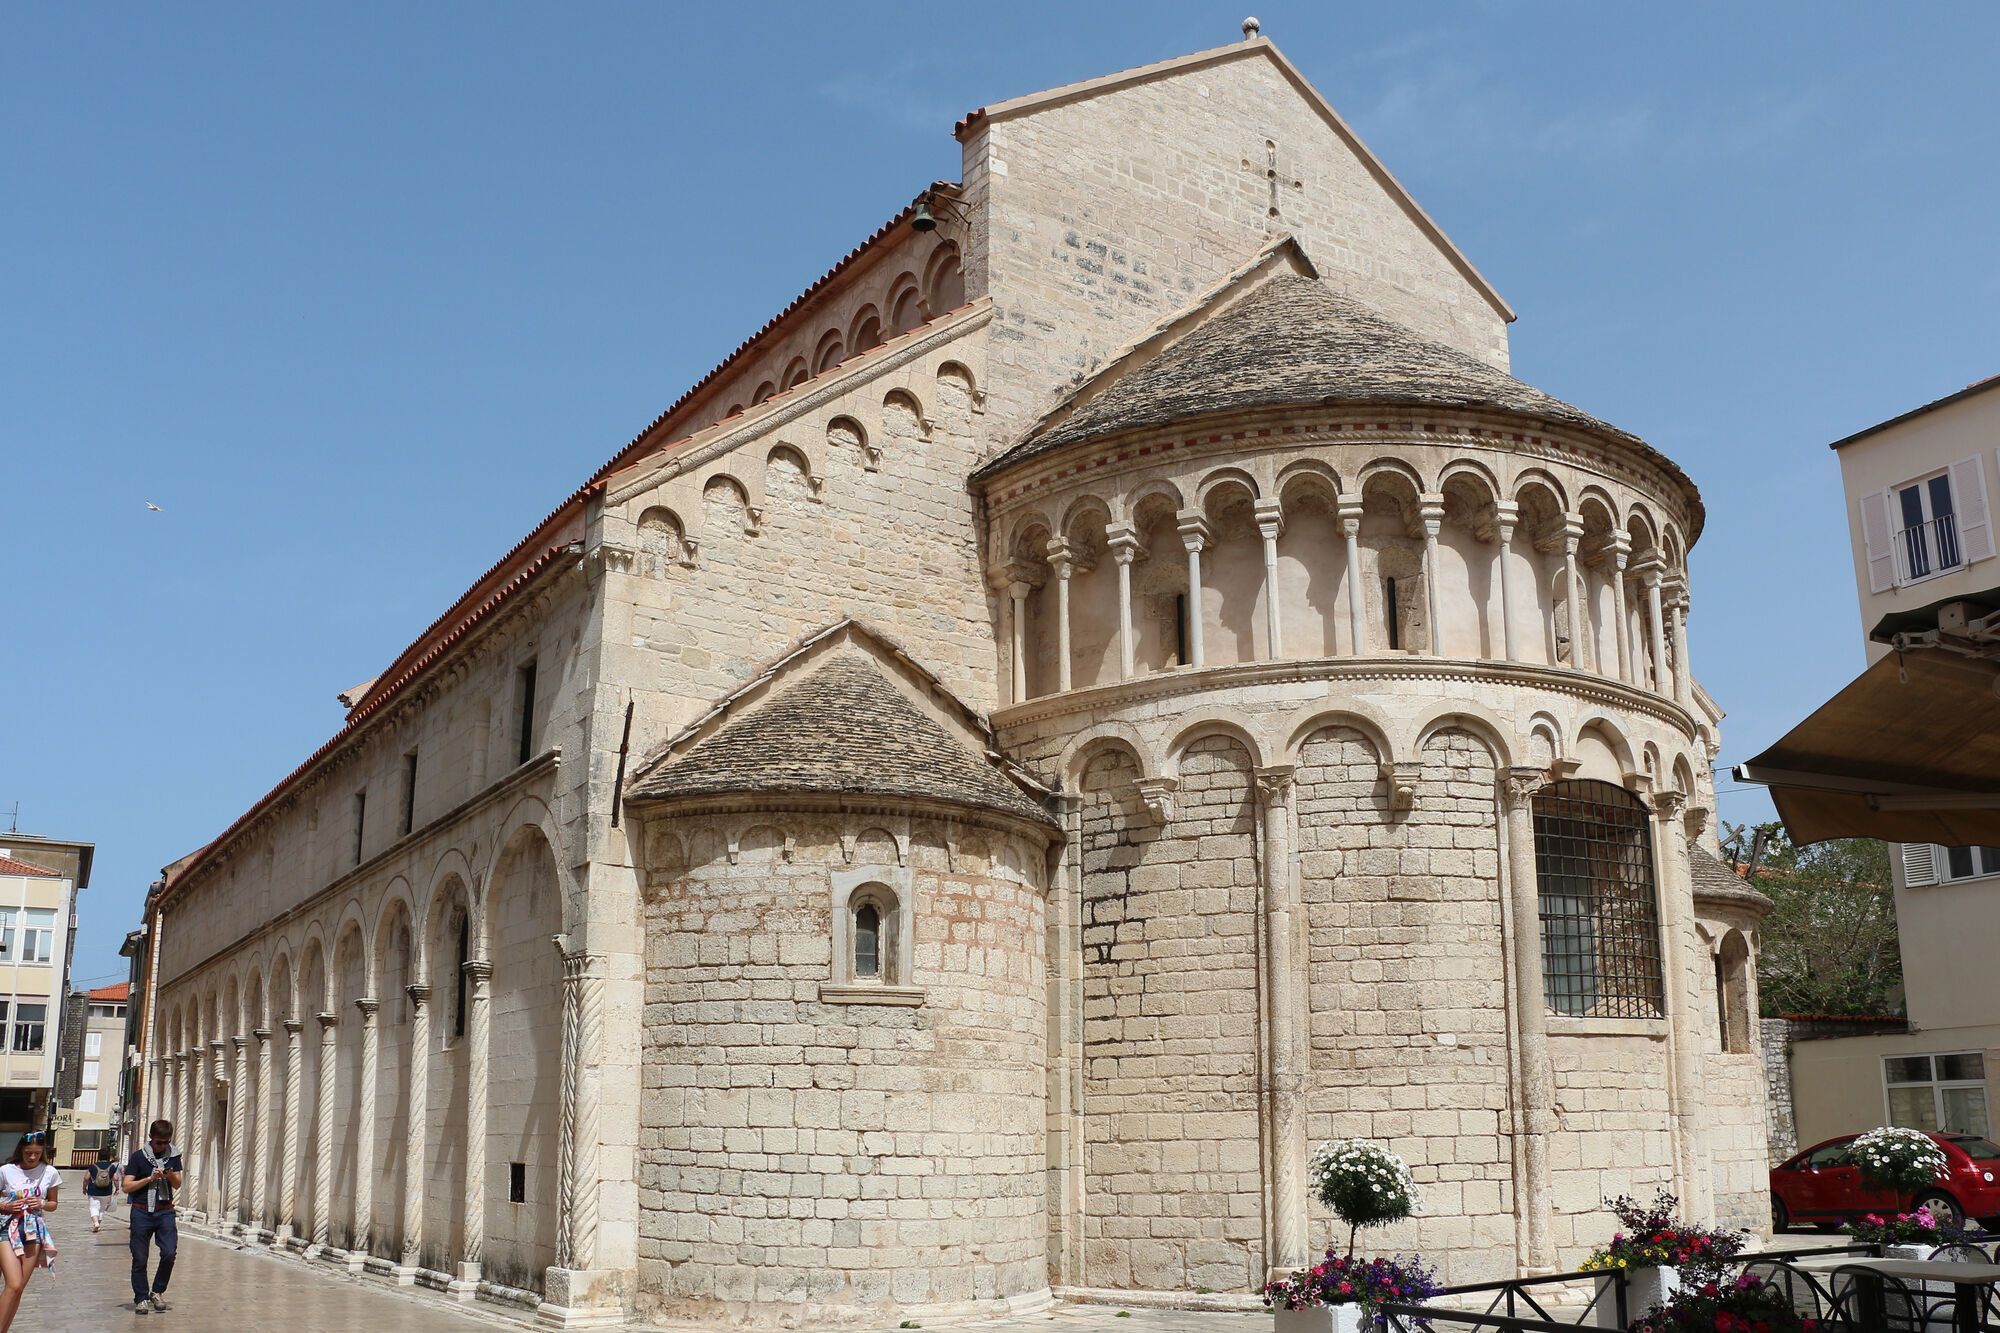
left=1255, top=498, right=1285, bottom=660
left=1177, top=512, right=1210, bottom=670
left=228, top=1035, right=249, bottom=1227
left=1006, top=579, right=1031, bottom=705
left=1419, top=494, right=1445, bottom=656
left=453, top=960, right=491, bottom=1299
left=1561, top=517, right=1586, bottom=669
left=1495, top=502, right=1520, bottom=662
left=278, top=1019, right=303, bottom=1245
left=1644, top=566, right=1670, bottom=695
left=251, top=1027, right=273, bottom=1237
left=312, top=1012, right=337, bottom=1255
left=1670, top=588, right=1693, bottom=713
left=351, top=997, right=379, bottom=1269
left=205, top=1040, right=225, bottom=1215
left=545, top=944, right=617, bottom=1321
left=399, top=984, right=430, bottom=1280
left=1047, top=537, right=1076, bottom=692
left=1501, top=768, right=1556, bottom=1270
left=1338, top=495, right=1366, bottom=654
left=1256, top=766, right=1307, bottom=1270
left=1652, top=791, right=1709, bottom=1217
left=1610, top=537, right=1633, bottom=683
left=1107, top=522, right=1142, bottom=680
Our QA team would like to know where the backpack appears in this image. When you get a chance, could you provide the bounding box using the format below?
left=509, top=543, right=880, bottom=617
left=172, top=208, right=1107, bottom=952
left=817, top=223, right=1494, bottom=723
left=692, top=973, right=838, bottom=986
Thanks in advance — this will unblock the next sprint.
left=89, top=1163, right=113, bottom=1190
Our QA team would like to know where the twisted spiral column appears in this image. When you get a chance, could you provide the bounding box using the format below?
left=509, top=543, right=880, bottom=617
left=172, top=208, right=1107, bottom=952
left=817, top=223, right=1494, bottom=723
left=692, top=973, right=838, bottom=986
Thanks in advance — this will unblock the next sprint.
left=279, top=1020, right=302, bottom=1240
left=251, top=1028, right=273, bottom=1230
left=353, top=997, right=379, bottom=1259
left=459, top=960, right=492, bottom=1283
left=312, top=1013, right=337, bottom=1251
left=401, top=985, right=429, bottom=1269
left=227, top=1035, right=249, bottom=1225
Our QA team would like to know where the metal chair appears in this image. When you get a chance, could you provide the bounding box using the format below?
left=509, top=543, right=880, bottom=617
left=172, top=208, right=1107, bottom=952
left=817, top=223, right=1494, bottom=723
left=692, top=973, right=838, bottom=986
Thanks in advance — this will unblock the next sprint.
left=1740, top=1259, right=1834, bottom=1322
left=1932, top=1242, right=1994, bottom=1264
left=1830, top=1264, right=1929, bottom=1332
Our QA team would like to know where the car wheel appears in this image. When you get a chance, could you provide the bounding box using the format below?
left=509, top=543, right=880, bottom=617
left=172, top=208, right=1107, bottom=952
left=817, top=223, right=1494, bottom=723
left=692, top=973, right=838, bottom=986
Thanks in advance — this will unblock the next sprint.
left=1916, top=1192, right=1965, bottom=1230
left=1771, top=1195, right=1791, bottom=1232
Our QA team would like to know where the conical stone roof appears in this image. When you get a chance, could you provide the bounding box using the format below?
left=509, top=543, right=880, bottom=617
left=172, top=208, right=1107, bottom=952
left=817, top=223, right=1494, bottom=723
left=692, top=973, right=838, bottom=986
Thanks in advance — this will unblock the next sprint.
left=627, top=650, right=1055, bottom=826
left=977, top=274, right=1650, bottom=476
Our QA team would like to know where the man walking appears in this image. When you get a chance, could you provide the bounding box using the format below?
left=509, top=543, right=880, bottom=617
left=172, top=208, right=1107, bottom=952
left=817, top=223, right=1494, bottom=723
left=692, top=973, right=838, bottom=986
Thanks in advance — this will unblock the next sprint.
left=121, top=1120, right=182, bottom=1315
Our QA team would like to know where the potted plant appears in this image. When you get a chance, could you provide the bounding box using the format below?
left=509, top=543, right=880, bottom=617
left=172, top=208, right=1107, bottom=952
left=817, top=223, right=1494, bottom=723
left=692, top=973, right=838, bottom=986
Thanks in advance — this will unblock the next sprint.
left=1259, top=1139, right=1426, bottom=1331
left=1847, top=1204, right=1965, bottom=1259
left=1626, top=1272, right=1821, bottom=1332
left=1851, top=1125, right=1950, bottom=1196
left=1578, top=1191, right=1745, bottom=1328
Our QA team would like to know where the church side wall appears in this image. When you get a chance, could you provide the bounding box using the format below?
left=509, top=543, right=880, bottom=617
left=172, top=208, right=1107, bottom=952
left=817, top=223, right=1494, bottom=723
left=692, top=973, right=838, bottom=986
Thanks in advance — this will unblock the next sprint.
left=633, top=809, right=1048, bottom=1326
left=970, top=52, right=1512, bottom=437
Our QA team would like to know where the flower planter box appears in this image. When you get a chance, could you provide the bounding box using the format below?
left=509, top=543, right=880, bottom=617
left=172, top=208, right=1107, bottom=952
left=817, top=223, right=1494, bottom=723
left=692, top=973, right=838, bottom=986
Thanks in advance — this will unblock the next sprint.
left=1274, top=1304, right=1369, bottom=1333
left=1593, top=1265, right=1679, bottom=1327
left=1885, top=1243, right=1929, bottom=1260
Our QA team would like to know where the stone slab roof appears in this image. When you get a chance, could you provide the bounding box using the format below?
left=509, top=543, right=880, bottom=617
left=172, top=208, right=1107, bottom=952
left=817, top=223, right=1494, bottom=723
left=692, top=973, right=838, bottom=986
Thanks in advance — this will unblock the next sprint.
left=628, top=650, right=1056, bottom=827
left=1690, top=846, right=1775, bottom=916
left=979, top=273, right=1656, bottom=477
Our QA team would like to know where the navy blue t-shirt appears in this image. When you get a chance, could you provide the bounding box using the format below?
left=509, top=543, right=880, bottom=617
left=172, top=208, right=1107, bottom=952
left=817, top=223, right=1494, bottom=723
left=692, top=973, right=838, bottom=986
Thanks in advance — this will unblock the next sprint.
left=124, top=1152, right=182, bottom=1211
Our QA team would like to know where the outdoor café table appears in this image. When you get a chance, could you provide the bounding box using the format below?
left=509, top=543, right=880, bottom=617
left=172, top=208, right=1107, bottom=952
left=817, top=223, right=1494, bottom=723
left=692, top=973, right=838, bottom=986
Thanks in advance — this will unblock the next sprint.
left=1841, top=1257, right=2000, bottom=1332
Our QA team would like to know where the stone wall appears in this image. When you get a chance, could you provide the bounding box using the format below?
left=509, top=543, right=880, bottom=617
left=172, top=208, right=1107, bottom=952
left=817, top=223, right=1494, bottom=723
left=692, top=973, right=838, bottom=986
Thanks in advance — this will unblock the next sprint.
left=1762, top=1018, right=1796, bottom=1164
left=634, top=808, right=1049, bottom=1326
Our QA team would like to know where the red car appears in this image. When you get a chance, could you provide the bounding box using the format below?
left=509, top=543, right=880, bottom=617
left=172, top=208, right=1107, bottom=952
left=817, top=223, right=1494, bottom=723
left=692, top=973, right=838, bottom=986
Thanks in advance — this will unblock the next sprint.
left=1771, top=1132, right=2000, bottom=1232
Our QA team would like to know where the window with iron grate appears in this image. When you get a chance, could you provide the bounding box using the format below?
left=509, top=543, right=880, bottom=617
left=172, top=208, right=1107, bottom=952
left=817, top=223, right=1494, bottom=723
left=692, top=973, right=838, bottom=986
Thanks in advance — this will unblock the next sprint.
left=1532, top=778, right=1665, bottom=1019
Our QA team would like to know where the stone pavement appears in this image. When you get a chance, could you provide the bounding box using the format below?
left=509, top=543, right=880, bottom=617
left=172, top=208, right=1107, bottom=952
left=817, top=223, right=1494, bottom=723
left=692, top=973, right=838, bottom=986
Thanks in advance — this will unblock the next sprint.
left=14, top=1198, right=1268, bottom=1333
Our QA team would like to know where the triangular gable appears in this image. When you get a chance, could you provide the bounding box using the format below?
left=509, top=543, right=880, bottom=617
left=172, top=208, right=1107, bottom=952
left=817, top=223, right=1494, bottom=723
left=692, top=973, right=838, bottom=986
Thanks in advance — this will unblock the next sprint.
left=958, top=37, right=1514, bottom=324
left=625, top=621, right=1056, bottom=827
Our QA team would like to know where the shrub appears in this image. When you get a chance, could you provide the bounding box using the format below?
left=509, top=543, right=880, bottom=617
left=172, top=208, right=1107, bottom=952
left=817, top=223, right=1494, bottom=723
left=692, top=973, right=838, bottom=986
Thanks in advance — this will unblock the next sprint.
left=1850, top=1126, right=1947, bottom=1193
left=1311, top=1139, right=1420, bottom=1258
left=1260, top=1253, right=1442, bottom=1330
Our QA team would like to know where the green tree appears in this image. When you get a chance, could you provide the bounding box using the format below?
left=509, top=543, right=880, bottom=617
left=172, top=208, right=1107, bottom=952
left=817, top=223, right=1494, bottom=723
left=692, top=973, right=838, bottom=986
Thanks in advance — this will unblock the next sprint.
left=1746, top=828, right=1903, bottom=1017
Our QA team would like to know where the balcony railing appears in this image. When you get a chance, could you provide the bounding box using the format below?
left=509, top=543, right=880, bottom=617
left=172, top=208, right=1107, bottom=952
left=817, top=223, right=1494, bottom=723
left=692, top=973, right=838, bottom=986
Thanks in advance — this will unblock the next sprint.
left=1900, top=512, right=1962, bottom=582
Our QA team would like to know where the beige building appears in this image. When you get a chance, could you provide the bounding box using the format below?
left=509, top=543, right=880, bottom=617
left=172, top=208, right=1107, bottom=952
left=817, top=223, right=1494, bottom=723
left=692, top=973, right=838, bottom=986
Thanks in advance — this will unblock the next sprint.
left=76, top=983, right=130, bottom=1130
left=137, top=31, right=1769, bottom=1328
left=1765, top=376, right=2000, bottom=1150
left=0, top=836, right=90, bottom=1133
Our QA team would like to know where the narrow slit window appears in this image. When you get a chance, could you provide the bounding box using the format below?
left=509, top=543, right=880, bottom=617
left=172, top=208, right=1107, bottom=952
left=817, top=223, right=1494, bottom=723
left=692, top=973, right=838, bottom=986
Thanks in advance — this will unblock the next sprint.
left=853, top=904, right=881, bottom=979
left=516, top=661, right=539, bottom=766
left=1174, top=592, right=1189, bottom=667
left=352, top=790, right=367, bottom=866
left=509, top=1161, right=527, bottom=1203
left=454, top=916, right=470, bottom=1040
left=400, top=749, right=419, bottom=836
left=1385, top=576, right=1402, bottom=651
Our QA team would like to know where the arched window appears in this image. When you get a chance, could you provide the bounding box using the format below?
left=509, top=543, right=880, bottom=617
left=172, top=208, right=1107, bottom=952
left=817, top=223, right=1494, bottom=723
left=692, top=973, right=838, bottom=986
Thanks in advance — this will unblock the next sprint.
left=1532, top=779, right=1664, bottom=1018
left=837, top=882, right=902, bottom=987
left=1716, top=930, right=1752, bottom=1053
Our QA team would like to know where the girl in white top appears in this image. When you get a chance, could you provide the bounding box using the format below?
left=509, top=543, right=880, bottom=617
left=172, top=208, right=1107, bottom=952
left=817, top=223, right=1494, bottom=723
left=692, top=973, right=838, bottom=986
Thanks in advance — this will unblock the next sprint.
left=0, top=1132, right=58, bottom=1333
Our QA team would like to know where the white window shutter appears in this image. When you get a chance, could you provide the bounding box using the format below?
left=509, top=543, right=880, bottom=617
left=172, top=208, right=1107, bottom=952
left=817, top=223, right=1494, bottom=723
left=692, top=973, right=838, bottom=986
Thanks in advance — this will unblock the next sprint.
left=1902, top=842, right=1939, bottom=887
left=1861, top=489, right=1898, bottom=592
left=1955, top=457, right=1994, bottom=564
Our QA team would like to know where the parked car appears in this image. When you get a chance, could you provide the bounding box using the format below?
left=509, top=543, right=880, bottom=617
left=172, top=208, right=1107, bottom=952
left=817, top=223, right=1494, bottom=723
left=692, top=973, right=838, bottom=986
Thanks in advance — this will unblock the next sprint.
left=1770, top=1132, right=2000, bottom=1232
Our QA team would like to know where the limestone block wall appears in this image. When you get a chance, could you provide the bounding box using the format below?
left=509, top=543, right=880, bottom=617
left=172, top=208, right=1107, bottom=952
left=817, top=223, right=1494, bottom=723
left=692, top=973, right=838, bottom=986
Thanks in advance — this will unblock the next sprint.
left=1546, top=1035, right=1673, bottom=1247
left=966, top=46, right=1512, bottom=437
left=1762, top=1018, right=1797, bottom=1165
left=633, top=807, right=1049, bottom=1327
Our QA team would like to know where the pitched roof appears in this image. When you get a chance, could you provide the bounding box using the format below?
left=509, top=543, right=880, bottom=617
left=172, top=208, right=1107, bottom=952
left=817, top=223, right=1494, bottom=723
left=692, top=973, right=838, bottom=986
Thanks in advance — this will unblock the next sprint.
left=86, top=983, right=129, bottom=1003
left=0, top=855, right=59, bottom=879
left=1690, top=847, right=1774, bottom=916
left=955, top=36, right=1513, bottom=324
left=983, top=272, right=1653, bottom=472
left=628, top=647, right=1056, bottom=827
left=1828, top=372, right=2000, bottom=451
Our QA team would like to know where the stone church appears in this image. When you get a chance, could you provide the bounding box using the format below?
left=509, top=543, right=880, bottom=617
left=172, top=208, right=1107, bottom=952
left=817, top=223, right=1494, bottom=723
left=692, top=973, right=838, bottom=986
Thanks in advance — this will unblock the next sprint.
left=137, top=28, right=1772, bottom=1328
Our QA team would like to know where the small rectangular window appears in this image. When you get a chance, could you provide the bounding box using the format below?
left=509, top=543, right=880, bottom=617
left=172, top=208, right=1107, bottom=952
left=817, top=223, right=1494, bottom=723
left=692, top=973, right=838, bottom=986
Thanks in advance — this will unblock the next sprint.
left=1937, top=846, right=2000, bottom=883
left=509, top=1161, right=526, bottom=1204
left=0, top=912, right=15, bottom=963
left=352, top=791, right=367, bottom=866
left=516, top=662, right=538, bottom=766
left=400, top=749, right=419, bottom=837
left=85, top=1032, right=101, bottom=1059
left=1385, top=576, right=1401, bottom=650
left=19, top=911, right=54, bottom=965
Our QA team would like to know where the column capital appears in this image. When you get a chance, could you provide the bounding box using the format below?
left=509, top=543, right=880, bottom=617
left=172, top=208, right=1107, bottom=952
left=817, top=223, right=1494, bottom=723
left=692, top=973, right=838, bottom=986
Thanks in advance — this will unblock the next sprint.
left=1045, top=535, right=1080, bottom=575
left=251, top=1028, right=272, bottom=1042
left=208, top=1039, right=226, bottom=1054
left=1561, top=515, right=1585, bottom=550
left=315, top=1010, right=339, bottom=1030
left=1380, top=762, right=1422, bottom=811
left=1253, top=497, right=1285, bottom=539
left=1335, top=493, right=1365, bottom=525
left=406, top=983, right=432, bottom=1007
left=1418, top=493, right=1446, bottom=534
left=1253, top=764, right=1296, bottom=800
left=230, top=1034, right=247, bottom=1051
left=1684, top=803, right=1712, bottom=840
left=281, top=1018, right=303, bottom=1036
left=1133, top=776, right=1177, bottom=823
left=1176, top=510, right=1212, bottom=550
left=354, top=996, right=380, bottom=1019
left=1650, top=787, right=1687, bottom=822
left=461, top=958, right=493, bottom=984
left=992, top=559, right=1042, bottom=592
left=1495, top=501, right=1520, bottom=540
left=1105, top=521, right=1145, bottom=564
left=1501, top=765, right=1549, bottom=810
left=1633, top=553, right=1666, bottom=585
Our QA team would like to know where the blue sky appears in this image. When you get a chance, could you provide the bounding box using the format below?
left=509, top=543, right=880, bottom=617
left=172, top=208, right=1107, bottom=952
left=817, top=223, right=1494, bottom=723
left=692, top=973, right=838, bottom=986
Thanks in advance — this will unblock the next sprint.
left=6, top=3, right=1998, bottom=990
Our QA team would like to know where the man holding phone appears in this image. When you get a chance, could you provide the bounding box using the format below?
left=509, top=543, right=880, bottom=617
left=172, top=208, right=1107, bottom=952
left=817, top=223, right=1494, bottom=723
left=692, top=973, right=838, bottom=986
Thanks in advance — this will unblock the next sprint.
left=121, top=1120, right=183, bottom=1315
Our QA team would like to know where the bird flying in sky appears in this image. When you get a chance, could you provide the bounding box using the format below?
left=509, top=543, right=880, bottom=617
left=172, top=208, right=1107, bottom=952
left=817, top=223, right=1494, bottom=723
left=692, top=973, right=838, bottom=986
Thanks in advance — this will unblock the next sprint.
left=145, top=502, right=162, bottom=512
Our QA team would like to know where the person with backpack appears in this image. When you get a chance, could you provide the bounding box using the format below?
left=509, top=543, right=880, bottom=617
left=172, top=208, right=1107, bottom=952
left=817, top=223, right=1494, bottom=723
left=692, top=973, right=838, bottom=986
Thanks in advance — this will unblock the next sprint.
left=82, top=1149, right=119, bottom=1233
